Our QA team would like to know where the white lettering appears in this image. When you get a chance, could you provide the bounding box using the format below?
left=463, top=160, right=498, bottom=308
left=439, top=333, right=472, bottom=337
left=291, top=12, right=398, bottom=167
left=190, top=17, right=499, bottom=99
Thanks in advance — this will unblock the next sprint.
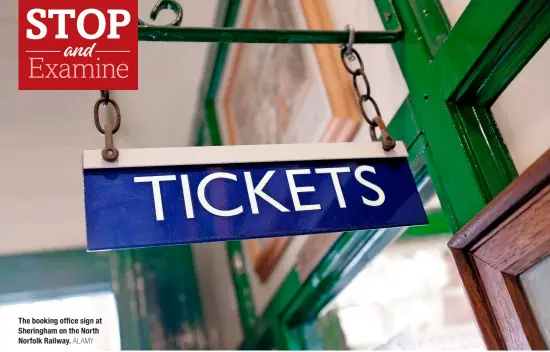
left=77, top=9, right=106, bottom=40
left=46, top=63, right=58, bottom=78
left=27, top=60, right=128, bottom=79
left=26, top=9, right=47, bottom=40
left=107, top=10, right=131, bottom=39
left=48, top=9, right=75, bottom=39
left=244, top=171, right=290, bottom=214
left=26, top=9, right=129, bottom=40
left=29, top=58, right=44, bottom=78
left=64, top=43, right=96, bottom=57
left=315, top=167, right=351, bottom=208
left=134, top=175, right=176, bottom=221
left=354, top=166, right=385, bottom=206
left=180, top=175, right=195, bottom=219
left=197, top=173, right=243, bottom=217
left=117, top=64, right=129, bottom=78
left=286, top=169, right=321, bottom=212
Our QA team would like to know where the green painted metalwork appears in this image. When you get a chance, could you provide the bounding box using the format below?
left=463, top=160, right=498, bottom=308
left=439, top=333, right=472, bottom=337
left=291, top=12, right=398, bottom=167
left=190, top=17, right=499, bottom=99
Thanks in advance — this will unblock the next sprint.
left=472, top=0, right=550, bottom=106
left=139, top=26, right=403, bottom=44
left=451, top=105, right=517, bottom=196
left=193, top=0, right=239, bottom=146
left=239, top=271, right=302, bottom=350
left=386, top=98, right=422, bottom=147
left=138, top=0, right=183, bottom=27
left=205, top=1, right=241, bottom=101
left=0, top=249, right=111, bottom=304
left=200, top=0, right=242, bottom=148
left=402, top=211, right=449, bottom=237
left=226, top=241, right=258, bottom=337
left=283, top=326, right=308, bottom=350
left=316, top=310, right=348, bottom=350
left=433, top=0, right=548, bottom=102
left=112, top=246, right=207, bottom=349
left=407, top=0, right=450, bottom=57
left=439, top=0, right=550, bottom=105
left=296, top=321, right=324, bottom=350
left=133, top=246, right=206, bottom=349
left=374, top=0, right=520, bottom=232
left=137, top=0, right=402, bottom=44
left=110, top=250, right=152, bottom=350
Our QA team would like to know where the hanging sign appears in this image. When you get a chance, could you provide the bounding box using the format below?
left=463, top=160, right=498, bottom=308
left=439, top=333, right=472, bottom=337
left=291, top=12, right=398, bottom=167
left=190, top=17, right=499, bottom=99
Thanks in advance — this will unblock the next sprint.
left=82, top=142, right=428, bottom=251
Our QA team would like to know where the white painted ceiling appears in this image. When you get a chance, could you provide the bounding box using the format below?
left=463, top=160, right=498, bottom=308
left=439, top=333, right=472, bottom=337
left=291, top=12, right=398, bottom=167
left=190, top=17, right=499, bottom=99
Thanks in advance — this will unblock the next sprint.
left=0, top=0, right=219, bottom=254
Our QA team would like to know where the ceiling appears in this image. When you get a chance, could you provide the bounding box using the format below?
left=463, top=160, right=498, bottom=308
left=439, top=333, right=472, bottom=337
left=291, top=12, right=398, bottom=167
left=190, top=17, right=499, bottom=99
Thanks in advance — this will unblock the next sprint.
left=0, top=0, right=219, bottom=254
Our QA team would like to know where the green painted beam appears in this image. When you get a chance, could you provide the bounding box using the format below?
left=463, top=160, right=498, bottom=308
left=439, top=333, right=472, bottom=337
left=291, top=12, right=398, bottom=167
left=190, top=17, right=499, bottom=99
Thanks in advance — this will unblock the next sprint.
left=138, top=27, right=402, bottom=44
left=204, top=100, right=223, bottom=147
left=406, top=0, right=451, bottom=57
left=456, top=0, right=550, bottom=105
left=433, top=0, right=523, bottom=100
left=433, top=0, right=550, bottom=103
left=201, top=0, right=241, bottom=147
left=205, top=0, right=242, bottom=100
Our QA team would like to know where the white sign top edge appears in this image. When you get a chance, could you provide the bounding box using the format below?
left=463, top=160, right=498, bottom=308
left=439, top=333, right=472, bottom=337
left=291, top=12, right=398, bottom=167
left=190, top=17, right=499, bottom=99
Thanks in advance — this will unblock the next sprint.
left=82, top=142, right=408, bottom=170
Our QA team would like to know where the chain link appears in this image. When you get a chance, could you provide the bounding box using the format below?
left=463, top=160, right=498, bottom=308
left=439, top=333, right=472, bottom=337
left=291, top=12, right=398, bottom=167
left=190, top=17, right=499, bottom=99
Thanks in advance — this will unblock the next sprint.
left=340, top=46, right=396, bottom=151
left=94, top=90, right=121, bottom=162
left=100, top=90, right=110, bottom=107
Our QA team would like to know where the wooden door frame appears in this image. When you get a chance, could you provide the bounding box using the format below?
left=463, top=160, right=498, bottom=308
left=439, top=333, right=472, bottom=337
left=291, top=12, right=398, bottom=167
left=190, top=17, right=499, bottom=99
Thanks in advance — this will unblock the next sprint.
left=449, top=149, right=550, bottom=350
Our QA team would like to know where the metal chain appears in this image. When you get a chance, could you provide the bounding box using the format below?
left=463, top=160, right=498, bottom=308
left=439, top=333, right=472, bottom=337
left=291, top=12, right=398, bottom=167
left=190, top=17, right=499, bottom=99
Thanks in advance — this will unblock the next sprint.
left=94, top=90, right=121, bottom=162
left=100, top=90, right=109, bottom=107
left=340, top=45, right=396, bottom=151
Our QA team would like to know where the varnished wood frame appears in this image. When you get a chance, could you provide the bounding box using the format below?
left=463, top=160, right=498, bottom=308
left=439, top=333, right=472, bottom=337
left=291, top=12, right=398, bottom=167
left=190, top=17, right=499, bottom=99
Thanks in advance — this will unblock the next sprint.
left=449, top=148, right=550, bottom=350
left=299, top=0, right=362, bottom=143
left=220, top=0, right=361, bottom=147
left=246, top=237, right=293, bottom=283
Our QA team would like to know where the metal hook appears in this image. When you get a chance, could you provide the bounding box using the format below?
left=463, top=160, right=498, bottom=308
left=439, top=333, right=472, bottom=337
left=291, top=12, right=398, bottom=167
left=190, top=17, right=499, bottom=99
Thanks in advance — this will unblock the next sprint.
left=373, top=116, right=397, bottom=151
left=102, top=122, right=119, bottom=162
left=93, top=95, right=121, bottom=162
left=344, top=24, right=356, bottom=61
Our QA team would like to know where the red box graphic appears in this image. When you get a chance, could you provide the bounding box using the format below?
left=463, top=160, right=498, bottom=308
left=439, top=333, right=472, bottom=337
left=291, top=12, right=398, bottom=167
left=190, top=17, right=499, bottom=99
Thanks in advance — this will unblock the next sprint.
left=18, top=0, right=138, bottom=90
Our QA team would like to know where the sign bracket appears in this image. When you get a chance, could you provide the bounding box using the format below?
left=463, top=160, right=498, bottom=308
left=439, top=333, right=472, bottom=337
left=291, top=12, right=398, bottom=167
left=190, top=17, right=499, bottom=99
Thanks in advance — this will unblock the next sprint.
left=137, top=0, right=403, bottom=44
left=94, top=18, right=399, bottom=162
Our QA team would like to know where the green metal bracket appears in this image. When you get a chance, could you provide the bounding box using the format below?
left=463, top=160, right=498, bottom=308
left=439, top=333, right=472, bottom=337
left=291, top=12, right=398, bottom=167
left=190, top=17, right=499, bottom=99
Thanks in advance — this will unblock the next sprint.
left=138, top=26, right=403, bottom=44
left=137, top=0, right=403, bottom=44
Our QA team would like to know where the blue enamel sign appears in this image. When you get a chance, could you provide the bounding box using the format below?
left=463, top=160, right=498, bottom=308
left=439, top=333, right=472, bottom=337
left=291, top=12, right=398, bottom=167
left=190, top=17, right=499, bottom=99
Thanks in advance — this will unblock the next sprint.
left=82, top=143, right=428, bottom=251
